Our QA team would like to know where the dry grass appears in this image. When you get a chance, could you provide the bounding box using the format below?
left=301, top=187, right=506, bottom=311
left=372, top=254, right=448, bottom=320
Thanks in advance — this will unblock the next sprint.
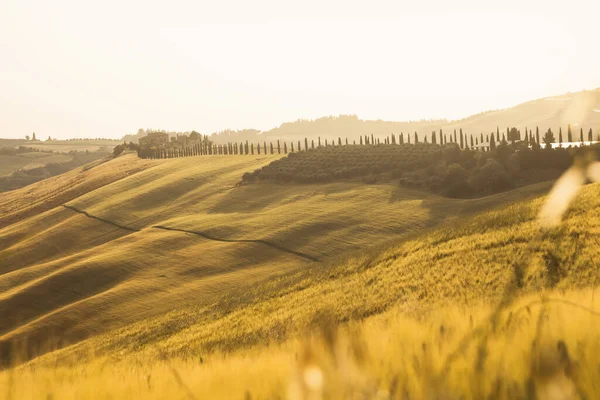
left=2, top=154, right=599, bottom=399
left=4, top=289, right=600, bottom=399
left=0, top=154, right=550, bottom=365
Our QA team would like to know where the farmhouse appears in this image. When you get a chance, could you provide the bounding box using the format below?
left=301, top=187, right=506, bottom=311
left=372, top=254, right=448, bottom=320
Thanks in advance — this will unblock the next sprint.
left=139, top=131, right=169, bottom=147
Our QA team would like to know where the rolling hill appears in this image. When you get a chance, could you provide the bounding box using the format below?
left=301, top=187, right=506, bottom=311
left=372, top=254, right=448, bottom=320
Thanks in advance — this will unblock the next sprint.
left=257, top=88, right=600, bottom=143
left=2, top=159, right=599, bottom=399
left=0, top=152, right=555, bottom=368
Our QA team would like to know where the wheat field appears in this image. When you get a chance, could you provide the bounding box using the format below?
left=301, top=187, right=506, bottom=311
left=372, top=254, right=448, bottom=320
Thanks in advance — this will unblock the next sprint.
left=2, top=178, right=600, bottom=398
left=2, top=153, right=597, bottom=399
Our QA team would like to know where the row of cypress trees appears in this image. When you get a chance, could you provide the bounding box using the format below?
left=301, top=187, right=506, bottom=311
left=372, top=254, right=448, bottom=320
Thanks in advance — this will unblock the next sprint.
left=140, top=126, right=598, bottom=159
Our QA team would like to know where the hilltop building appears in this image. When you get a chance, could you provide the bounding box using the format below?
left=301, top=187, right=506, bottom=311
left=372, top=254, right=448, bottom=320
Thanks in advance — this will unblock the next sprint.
left=139, top=131, right=169, bottom=147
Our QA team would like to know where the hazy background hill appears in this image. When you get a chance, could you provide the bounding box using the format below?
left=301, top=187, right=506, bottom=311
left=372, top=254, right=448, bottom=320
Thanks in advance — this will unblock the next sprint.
left=121, top=88, right=600, bottom=144
left=258, top=88, right=600, bottom=141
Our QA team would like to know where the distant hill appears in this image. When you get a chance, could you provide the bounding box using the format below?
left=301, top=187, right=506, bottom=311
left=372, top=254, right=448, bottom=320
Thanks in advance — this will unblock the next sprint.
left=260, top=88, right=600, bottom=142
left=0, top=145, right=110, bottom=192
left=126, top=88, right=600, bottom=145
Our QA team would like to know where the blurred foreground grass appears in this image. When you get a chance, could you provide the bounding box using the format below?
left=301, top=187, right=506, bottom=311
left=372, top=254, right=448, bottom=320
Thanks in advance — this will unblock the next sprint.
left=3, top=288, right=600, bottom=399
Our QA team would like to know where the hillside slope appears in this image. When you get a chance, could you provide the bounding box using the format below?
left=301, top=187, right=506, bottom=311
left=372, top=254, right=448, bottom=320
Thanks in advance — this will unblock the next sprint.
left=0, top=153, right=552, bottom=364
left=41, top=180, right=600, bottom=362
left=8, top=179, right=600, bottom=399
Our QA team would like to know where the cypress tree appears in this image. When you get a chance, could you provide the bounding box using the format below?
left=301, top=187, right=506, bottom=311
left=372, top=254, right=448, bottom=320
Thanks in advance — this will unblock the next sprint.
left=311, top=140, right=314, bottom=149
left=291, top=142, right=294, bottom=152
left=444, top=134, right=447, bottom=144
left=264, top=142, right=267, bottom=154
left=246, top=140, right=249, bottom=155
left=480, top=133, right=484, bottom=143
left=588, top=128, right=593, bottom=142
left=371, top=134, right=374, bottom=145
left=270, top=142, right=274, bottom=154
left=305, top=138, right=308, bottom=151
left=496, top=126, right=500, bottom=142
left=345, top=138, right=348, bottom=145
left=298, top=140, right=301, bottom=151
left=400, top=133, right=404, bottom=144
left=454, top=129, right=457, bottom=144
left=580, top=128, right=584, bottom=143
left=558, top=128, right=563, bottom=145
left=257, top=142, right=261, bottom=154
left=277, top=140, right=281, bottom=153
left=408, top=135, right=411, bottom=144
left=318, top=137, right=321, bottom=147
left=414, top=132, right=419, bottom=143
left=490, top=133, right=496, bottom=151
left=524, top=131, right=529, bottom=147
left=284, top=142, right=288, bottom=153
left=439, top=129, right=443, bottom=145
left=475, top=137, right=479, bottom=145
left=529, top=130, right=533, bottom=144
left=567, top=124, right=573, bottom=142
left=251, top=143, right=254, bottom=154
left=391, top=133, right=396, bottom=144
left=424, top=136, right=428, bottom=143
left=470, top=135, right=474, bottom=148
left=432, top=131, right=436, bottom=144
left=325, top=139, right=328, bottom=146
left=536, top=127, right=540, bottom=147
left=338, top=137, right=342, bottom=146
left=459, top=128, right=464, bottom=149
left=360, top=136, right=363, bottom=145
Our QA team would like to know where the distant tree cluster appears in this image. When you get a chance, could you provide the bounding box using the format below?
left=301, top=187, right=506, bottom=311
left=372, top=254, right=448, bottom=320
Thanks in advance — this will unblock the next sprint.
left=243, top=143, right=445, bottom=184
left=244, top=142, right=599, bottom=198
left=113, top=142, right=140, bottom=157
left=132, top=123, right=599, bottom=198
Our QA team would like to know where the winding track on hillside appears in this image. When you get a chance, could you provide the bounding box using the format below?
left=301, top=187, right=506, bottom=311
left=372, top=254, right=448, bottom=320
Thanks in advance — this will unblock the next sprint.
left=63, top=205, right=140, bottom=232
left=62, top=205, right=319, bottom=262
left=152, top=225, right=319, bottom=262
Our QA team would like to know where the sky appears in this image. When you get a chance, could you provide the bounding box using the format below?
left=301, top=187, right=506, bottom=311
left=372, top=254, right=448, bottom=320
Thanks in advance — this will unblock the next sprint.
left=1, top=0, right=599, bottom=139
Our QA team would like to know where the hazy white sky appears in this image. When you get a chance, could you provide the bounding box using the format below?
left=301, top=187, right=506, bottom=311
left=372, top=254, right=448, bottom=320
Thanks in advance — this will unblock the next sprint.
left=1, top=0, right=599, bottom=139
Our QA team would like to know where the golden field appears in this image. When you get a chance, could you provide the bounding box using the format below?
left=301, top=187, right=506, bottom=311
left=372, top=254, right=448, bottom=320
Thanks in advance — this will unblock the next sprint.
left=1, top=152, right=598, bottom=399
left=0, top=152, right=73, bottom=177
